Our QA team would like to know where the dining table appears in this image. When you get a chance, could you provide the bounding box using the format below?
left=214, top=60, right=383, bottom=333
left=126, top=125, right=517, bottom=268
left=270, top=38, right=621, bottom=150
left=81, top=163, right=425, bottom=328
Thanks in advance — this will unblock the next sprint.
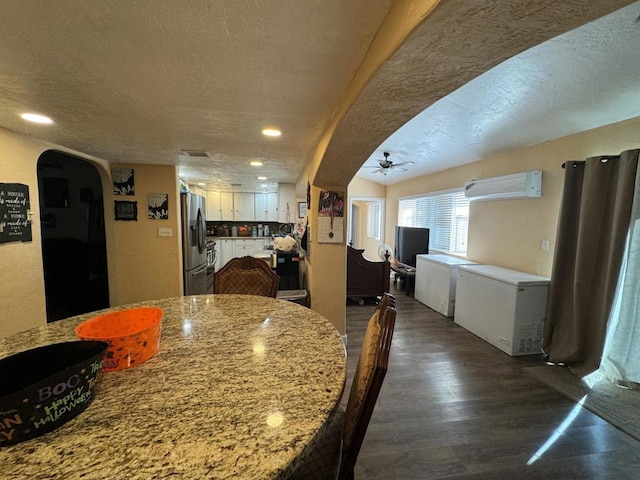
left=0, top=294, right=347, bottom=479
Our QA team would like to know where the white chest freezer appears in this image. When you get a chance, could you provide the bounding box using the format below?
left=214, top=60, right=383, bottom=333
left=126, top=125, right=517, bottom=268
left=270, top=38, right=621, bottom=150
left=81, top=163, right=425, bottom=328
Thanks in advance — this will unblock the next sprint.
left=414, top=254, right=477, bottom=317
left=454, top=265, right=550, bottom=356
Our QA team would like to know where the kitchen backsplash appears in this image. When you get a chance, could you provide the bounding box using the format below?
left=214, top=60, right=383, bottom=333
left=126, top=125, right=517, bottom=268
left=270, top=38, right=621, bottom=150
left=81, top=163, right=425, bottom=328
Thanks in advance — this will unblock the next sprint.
left=206, top=221, right=292, bottom=237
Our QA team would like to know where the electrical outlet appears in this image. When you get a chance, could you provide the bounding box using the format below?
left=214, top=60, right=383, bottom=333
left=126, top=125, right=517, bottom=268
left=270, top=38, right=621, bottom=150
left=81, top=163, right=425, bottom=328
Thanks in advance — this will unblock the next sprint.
left=158, top=227, right=173, bottom=237
left=541, top=240, right=550, bottom=251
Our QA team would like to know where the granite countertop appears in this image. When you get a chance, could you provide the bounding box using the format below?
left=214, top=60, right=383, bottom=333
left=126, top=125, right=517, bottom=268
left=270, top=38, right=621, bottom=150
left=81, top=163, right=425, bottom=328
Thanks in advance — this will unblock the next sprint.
left=0, top=295, right=346, bottom=479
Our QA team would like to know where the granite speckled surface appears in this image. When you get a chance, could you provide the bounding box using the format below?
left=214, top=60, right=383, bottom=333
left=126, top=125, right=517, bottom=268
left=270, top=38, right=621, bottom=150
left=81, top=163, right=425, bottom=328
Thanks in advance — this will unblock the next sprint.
left=0, top=295, right=346, bottom=479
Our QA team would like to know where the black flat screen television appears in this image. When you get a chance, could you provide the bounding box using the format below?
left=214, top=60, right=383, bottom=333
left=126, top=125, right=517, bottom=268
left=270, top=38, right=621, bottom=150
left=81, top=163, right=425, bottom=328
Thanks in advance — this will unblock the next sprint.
left=394, top=226, right=429, bottom=267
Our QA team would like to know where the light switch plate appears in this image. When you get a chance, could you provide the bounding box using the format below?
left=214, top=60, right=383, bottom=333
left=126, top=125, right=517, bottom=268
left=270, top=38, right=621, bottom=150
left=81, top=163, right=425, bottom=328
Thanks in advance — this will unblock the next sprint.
left=158, top=227, right=173, bottom=237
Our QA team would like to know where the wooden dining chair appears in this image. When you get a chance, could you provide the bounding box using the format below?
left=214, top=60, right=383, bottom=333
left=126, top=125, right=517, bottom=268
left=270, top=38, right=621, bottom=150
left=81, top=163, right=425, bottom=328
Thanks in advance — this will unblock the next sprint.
left=289, top=293, right=397, bottom=480
left=213, top=256, right=280, bottom=298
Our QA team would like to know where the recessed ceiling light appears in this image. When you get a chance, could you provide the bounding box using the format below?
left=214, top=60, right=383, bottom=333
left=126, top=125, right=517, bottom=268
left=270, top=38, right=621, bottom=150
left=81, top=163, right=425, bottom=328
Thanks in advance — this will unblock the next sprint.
left=250, top=160, right=263, bottom=167
left=262, top=128, right=281, bottom=137
left=257, top=176, right=267, bottom=180
left=21, top=113, right=53, bottom=124
left=197, top=183, right=206, bottom=186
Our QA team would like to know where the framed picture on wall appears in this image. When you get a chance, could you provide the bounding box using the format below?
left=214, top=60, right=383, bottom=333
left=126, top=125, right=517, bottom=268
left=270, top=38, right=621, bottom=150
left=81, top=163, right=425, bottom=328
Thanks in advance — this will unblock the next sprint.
left=148, top=193, right=169, bottom=219
left=114, top=200, right=138, bottom=221
left=298, top=202, right=307, bottom=218
left=112, top=168, right=135, bottom=196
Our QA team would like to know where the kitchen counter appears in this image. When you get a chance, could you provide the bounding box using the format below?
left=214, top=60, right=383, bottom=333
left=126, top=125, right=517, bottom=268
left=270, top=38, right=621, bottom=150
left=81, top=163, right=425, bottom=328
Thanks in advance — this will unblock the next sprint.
left=0, top=295, right=346, bottom=479
left=207, top=236, right=272, bottom=242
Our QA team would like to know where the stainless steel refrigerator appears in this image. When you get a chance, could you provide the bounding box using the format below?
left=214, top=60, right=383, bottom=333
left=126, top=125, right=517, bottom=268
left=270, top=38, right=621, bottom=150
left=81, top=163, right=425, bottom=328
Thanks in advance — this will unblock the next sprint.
left=181, top=192, right=208, bottom=295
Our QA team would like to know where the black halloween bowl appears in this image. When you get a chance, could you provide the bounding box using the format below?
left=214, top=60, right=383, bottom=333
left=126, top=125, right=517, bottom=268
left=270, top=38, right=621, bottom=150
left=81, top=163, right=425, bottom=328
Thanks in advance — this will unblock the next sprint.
left=0, top=340, right=108, bottom=448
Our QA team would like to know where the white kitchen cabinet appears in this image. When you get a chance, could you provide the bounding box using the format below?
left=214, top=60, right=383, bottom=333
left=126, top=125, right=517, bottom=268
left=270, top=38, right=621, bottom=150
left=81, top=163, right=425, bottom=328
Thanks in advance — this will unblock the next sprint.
left=216, top=192, right=254, bottom=221
left=206, top=191, right=222, bottom=221
left=254, top=193, right=268, bottom=222
left=209, top=189, right=283, bottom=222
left=218, top=239, right=235, bottom=270
left=255, top=192, right=278, bottom=222
left=278, top=183, right=296, bottom=223
left=234, top=193, right=255, bottom=221
left=266, top=192, right=278, bottom=221
left=233, top=239, right=256, bottom=257
left=190, top=185, right=207, bottom=197
left=220, top=192, right=234, bottom=221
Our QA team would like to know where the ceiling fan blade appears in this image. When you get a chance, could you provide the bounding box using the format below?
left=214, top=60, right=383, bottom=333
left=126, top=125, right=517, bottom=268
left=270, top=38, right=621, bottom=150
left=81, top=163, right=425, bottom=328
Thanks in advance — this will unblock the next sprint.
left=392, top=161, right=415, bottom=167
left=361, top=165, right=381, bottom=169
left=373, top=168, right=385, bottom=174
left=392, top=166, right=408, bottom=172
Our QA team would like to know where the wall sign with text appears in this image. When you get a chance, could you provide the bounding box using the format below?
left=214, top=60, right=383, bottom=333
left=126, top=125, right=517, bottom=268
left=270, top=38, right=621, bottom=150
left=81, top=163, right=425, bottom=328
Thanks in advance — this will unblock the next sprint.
left=0, top=183, right=32, bottom=244
left=114, top=200, right=138, bottom=221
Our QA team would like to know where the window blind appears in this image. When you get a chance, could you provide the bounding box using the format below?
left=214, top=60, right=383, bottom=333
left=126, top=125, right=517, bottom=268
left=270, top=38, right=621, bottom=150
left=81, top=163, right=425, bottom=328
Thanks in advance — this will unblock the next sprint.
left=398, top=190, right=469, bottom=254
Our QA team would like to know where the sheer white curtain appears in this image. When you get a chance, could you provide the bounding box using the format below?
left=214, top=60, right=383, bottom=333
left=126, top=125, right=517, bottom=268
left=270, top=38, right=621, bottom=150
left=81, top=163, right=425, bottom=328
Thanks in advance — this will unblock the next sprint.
left=602, top=154, right=640, bottom=387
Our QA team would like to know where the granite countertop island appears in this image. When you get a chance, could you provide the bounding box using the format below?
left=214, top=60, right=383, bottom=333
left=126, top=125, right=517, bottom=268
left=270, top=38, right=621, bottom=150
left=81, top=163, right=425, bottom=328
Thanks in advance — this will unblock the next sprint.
left=0, top=295, right=346, bottom=479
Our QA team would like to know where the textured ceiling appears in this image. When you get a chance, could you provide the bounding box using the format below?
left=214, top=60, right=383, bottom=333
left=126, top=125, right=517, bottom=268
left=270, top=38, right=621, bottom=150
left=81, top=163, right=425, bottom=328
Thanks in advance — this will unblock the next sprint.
left=0, top=0, right=394, bottom=192
left=315, top=0, right=640, bottom=186
left=0, top=1, right=637, bottom=193
left=352, top=1, right=640, bottom=186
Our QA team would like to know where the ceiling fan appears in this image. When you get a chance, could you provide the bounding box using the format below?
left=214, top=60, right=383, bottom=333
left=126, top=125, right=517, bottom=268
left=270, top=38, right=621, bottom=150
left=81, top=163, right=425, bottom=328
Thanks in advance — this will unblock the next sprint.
left=363, top=152, right=415, bottom=175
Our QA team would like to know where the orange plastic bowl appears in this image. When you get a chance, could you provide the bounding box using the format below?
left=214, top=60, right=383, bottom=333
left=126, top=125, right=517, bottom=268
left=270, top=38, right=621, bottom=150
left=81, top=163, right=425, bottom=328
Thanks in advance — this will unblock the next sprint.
left=75, top=307, right=163, bottom=372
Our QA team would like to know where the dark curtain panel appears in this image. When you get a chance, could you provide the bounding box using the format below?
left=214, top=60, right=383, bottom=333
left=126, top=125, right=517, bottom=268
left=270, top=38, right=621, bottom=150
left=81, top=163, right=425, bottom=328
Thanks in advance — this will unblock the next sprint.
left=543, top=150, right=639, bottom=377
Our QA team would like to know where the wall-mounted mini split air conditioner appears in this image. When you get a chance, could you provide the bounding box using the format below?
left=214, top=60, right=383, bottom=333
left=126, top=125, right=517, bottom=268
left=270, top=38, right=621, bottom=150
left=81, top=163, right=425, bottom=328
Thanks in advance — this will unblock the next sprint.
left=464, top=170, right=542, bottom=201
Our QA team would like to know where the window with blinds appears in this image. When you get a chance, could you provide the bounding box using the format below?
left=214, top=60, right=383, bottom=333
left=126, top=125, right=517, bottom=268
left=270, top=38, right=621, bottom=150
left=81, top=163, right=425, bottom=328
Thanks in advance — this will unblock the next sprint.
left=398, top=190, right=469, bottom=255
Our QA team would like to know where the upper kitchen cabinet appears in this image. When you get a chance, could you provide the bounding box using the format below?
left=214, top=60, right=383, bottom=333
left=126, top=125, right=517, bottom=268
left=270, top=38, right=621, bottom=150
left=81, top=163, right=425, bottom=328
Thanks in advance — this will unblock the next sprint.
left=206, top=191, right=239, bottom=221
left=207, top=186, right=292, bottom=222
left=207, top=191, right=255, bottom=221
left=278, top=184, right=296, bottom=223
left=220, top=192, right=234, bottom=221
left=206, top=191, right=222, bottom=221
left=189, top=185, right=207, bottom=197
left=255, top=192, right=278, bottom=222
left=234, top=192, right=255, bottom=221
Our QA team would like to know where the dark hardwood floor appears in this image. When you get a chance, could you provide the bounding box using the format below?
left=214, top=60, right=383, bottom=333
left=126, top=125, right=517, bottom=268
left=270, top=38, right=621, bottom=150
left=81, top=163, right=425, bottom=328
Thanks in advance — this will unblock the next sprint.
left=344, top=285, right=640, bottom=479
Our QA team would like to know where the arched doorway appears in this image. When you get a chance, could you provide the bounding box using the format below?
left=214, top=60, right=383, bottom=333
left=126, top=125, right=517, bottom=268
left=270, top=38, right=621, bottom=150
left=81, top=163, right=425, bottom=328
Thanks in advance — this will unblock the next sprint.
left=38, top=151, right=109, bottom=322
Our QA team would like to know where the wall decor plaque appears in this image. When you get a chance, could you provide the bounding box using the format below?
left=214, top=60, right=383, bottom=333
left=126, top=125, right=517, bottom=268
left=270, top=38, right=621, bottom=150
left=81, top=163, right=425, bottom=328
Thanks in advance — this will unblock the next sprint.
left=0, top=183, right=32, bottom=243
left=114, top=200, right=138, bottom=221
left=317, top=190, right=344, bottom=243
left=148, top=193, right=168, bottom=219
left=112, top=168, right=135, bottom=196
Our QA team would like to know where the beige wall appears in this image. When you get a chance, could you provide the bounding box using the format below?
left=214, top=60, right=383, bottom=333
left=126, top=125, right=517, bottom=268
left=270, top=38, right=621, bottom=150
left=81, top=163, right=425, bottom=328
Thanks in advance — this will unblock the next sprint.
left=385, top=116, right=640, bottom=277
left=0, top=129, right=183, bottom=338
left=107, top=163, right=183, bottom=305
left=0, top=129, right=50, bottom=336
left=304, top=184, right=347, bottom=334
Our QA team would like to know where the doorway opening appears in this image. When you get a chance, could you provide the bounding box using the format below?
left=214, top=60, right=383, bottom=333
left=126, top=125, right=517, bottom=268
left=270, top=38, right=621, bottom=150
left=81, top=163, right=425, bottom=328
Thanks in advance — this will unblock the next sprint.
left=348, top=197, right=385, bottom=260
left=38, top=150, right=109, bottom=322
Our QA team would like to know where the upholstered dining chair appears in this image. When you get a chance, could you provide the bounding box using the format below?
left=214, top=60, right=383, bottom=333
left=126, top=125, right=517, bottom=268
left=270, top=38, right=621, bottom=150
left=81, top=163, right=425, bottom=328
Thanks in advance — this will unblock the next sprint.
left=214, top=256, right=280, bottom=298
left=289, top=293, right=397, bottom=480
